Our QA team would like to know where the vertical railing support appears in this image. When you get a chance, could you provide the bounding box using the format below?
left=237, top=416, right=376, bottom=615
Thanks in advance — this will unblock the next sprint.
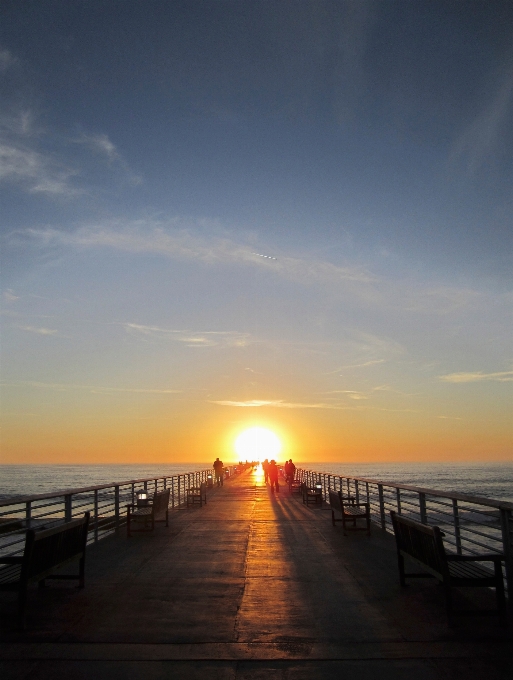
left=64, top=494, right=72, bottom=522
left=171, top=477, right=175, bottom=508
left=114, top=486, right=120, bottom=530
left=25, top=501, right=32, bottom=530
left=396, top=488, right=401, bottom=514
left=378, top=484, right=386, bottom=529
left=94, top=489, right=99, bottom=542
left=453, top=499, right=462, bottom=555
left=419, top=492, right=427, bottom=524
left=499, top=508, right=513, bottom=610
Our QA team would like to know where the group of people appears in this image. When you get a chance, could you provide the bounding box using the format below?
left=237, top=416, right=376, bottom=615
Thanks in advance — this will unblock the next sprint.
left=262, top=458, right=296, bottom=492
left=213, top=456, right=296, bottom=493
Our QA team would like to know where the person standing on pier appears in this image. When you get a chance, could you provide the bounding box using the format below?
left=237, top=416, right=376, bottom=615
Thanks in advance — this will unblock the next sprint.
left=213, top=457, right=224, bottom=487
left=268, top=460, right=279, bottom=492
left=286, top=459, right=296, bottom=490
left=262, top=458, right=270, bottom=484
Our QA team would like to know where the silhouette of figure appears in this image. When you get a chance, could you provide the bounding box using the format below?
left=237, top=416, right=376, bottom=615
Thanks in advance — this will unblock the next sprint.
left=213, top=457, right=224, bottom=487
left=262, top=458, right=270, bottom=484
left=268, top=460, right=279, bottom=492
left=286, top=459, right=296, bottom=490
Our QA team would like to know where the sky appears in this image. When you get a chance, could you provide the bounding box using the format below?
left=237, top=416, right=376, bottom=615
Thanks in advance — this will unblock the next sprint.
left=1, top=1, right=512, bottom=464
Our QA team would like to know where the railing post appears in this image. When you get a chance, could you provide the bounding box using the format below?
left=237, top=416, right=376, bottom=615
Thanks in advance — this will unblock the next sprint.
left=499, top=508, right=513, bottom=610
left=154, top=479, right=158, bottom=493
left=171, top=477, right=175, bottom=508
left=131, top=482, right=135, bottom=505
left=25, top=501, right=32, bottom=530
left=419, top=492, right=427, bottom=524
left=94, top=489, right=99, bottom=542
left=452, top=499, right=462, bottom=555
left=355, top=480, right=360, bottom=504
left=164, top=477, right=167, bottom=489
left=144, top=480, right=148, bottom=493
left=366, top=481, right=370, bottom=504
left=64, top=494, right=72, bottom=522
left=114, top=486, right=120, bottom=530
left=378, top=484, right=386, bottom=530
left=396, top=488, right=401, bottom=514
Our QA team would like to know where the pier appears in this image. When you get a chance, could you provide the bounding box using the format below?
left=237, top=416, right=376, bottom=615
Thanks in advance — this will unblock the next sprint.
left=1, top=467, right=512, bottom=679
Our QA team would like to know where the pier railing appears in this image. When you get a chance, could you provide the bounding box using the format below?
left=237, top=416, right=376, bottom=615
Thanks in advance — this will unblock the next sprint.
left=297, top=468, right=513, bottom=604
left=0, top=466, right=239, bottom=557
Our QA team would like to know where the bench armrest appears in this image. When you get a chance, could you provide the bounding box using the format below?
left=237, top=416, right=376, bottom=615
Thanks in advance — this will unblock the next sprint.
left=446, top=553, right=504, bottom=563
left=0, top=556, right=23, bottom=564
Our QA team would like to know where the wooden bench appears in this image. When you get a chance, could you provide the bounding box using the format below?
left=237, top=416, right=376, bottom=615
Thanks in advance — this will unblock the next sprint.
left=0, top=512, right=90, bottom=629
left=301, top=482, right=323, bottom=506
left=290, top=479, right=302, bottom=495
left=186, top=482, right=207, bottom=507
left=390, top=510, right=507, bottom=625
left=329, top=490, right=371, bottom=535
left=126, top=488, right=170, bottom=537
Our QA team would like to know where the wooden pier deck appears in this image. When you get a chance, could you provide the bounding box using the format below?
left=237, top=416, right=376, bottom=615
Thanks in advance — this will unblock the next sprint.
left=1, top=469, right=511, bottom=679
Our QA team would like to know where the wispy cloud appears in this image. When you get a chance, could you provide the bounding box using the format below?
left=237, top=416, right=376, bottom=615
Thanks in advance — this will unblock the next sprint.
left=122, top=323, right=251, bottom=348
left=0, top=48, right=17, bottom=72
left=76, top=132, right=119, bottom=161
left=450, top=57, right=513, bottom=175
left=18, top=325, right=58, bottom=335
left=209, top=399, right=419, bottom=413
left=2, top=381, right=181, bottom=394
left=439, top=370, right=513, bottom=383
left=0, top=142, right=81, bottom=196
left=3, top=289, right=19, bottom=302
left=17, top=221, right=375, bottom=286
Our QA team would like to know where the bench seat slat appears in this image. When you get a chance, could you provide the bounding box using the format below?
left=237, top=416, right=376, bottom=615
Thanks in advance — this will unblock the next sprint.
left=0, top=564, right=22, bottom=586
left=448, top=561, right=495, bottom=580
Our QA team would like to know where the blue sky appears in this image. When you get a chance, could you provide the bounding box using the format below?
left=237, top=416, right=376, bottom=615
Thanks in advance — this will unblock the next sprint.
left=1, top=1, right=512, bottom=463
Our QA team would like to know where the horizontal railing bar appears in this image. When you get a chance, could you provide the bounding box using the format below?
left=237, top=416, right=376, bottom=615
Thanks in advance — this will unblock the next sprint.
left=0, top=469, right=212, bottom=507
left=303, top=469, right=513, bottom=510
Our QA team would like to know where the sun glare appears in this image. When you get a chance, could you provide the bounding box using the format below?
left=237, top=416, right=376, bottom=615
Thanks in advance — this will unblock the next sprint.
left=234, top=427, right=282, bottom=462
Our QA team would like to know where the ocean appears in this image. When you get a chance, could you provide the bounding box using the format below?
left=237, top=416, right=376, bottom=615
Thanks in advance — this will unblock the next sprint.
left=0, top=462, right=512, bottom=503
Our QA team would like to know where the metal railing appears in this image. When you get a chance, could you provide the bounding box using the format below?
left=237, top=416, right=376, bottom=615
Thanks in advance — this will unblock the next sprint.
left=0, top=466, right=239, bottom=557
left=297, top=467, right=513, bottom=605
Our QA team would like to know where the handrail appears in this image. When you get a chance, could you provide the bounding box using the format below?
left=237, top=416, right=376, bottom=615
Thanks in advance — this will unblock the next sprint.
left=0, top=469, right=240, bottom=506
left=0, top=466, right=242, bottom=559
left=296, top=466, right=513, bottom=609
left=295, top=474, right=513, bottom=511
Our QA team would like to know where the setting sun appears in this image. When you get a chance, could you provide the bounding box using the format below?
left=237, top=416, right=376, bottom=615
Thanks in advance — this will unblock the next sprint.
left=234, top=427, right=282, bottom=462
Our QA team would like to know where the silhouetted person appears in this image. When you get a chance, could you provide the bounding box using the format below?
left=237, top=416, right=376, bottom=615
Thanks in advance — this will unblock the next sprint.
left=262, top=458, right=270, bottom=484
left=286, top=459, right=296, bottom=490
left=213, top=457, right=224, bottom=487
left=268, top=460, right=279, bottom=492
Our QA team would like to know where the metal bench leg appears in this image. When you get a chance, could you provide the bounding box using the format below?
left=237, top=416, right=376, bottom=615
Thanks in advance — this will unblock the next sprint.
left=494, top=561, right=507, bottom=626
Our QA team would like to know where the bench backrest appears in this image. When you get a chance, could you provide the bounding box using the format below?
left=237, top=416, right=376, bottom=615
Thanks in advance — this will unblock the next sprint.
left=329, top=490, right=343, bottom=513
left=329, top=489, right=356, bottom=511
left=22, top=512, right=90, bottom=583
left=152, top=489, right=170, bottom=518
left=390, top=511, right=448, bottom=579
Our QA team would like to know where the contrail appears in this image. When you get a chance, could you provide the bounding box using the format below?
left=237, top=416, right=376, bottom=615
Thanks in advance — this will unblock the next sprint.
left=252, top=252, right=277, bottom=260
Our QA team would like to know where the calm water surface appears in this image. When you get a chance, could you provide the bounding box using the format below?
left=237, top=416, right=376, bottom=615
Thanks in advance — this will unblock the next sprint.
left=0, top=462, right=512, bottom=502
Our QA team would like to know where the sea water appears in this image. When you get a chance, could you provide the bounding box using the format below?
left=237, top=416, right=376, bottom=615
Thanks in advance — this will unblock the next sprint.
left=0, top=462, right=512, bottom=503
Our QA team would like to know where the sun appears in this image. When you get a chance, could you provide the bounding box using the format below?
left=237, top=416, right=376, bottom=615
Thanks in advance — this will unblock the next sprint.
left=234, top=427, right=282, bottom=462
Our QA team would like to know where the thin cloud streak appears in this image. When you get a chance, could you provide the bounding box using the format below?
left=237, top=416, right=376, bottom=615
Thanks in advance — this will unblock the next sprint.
left=122, top=323, right=251, bottom=348
left=18, top=325, right=58, bottom=335
left=2, top=381, right=181, bottom=394
left=209, top=399, right=356, bottom=409
left=439, top=370, right=513, bottom=383
left=18, top=222, right=375, bottom=285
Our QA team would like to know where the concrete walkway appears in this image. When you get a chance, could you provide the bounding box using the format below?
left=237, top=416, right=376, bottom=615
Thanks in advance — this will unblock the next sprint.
left=1, top=469, right=511, bottom=679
